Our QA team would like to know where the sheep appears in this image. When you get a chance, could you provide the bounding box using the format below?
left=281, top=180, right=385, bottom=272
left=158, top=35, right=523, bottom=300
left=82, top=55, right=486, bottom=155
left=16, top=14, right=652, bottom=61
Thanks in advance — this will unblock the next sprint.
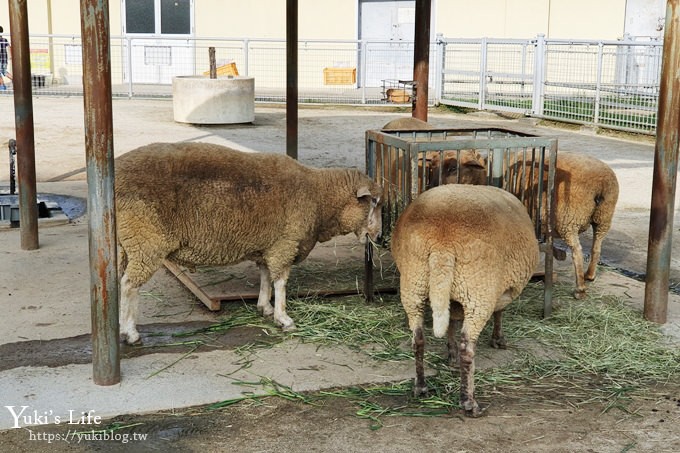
left=391, top=184, right=539, bottom=417
left=115, top=142, right=383, bottom=344
left=382, top=117, right=435, bottom=131
left=427, top=150, right=486, bottom=187
left=380, top=118, right=486, bottom=191
left=430, top=151, right=619, bottom=299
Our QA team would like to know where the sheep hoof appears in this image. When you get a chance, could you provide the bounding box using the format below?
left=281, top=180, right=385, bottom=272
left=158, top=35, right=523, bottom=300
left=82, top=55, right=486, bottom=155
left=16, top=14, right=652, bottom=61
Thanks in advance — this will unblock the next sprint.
left=257, top=305, right=275, bottom=317
left=574, top=289, right=587, bottom=300
left=462, top=401, right=486, bottom=418
left=281, top=322, right=297, bottom=332
left=489, top=336, right=507, bottom=350
left=121, top=332, right=142, bottom=345
left=413, top=382, right=428, bottom=397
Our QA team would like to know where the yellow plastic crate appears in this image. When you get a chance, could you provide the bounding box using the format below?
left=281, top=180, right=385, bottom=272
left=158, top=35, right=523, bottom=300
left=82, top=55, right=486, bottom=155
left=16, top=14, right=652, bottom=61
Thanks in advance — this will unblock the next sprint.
left=203, top=62, right=239, bottom=77
left=323, top=67, right=356, bottom=85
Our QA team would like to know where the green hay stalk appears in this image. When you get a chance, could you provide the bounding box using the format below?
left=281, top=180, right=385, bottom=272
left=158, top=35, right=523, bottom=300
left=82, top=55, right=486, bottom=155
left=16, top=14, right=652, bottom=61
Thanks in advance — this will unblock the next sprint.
left=166, top=279, right=680, bottom=429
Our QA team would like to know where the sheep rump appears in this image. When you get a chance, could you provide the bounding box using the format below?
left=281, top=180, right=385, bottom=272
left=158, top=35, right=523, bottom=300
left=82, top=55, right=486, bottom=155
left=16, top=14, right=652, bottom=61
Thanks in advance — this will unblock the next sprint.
left=430, top=150, right=619, bottom=299
left=508, top=151, right=619, bottom=298
left=391, top=184, right=538, bottom=417
left=115, top=142, right=383, bottom=344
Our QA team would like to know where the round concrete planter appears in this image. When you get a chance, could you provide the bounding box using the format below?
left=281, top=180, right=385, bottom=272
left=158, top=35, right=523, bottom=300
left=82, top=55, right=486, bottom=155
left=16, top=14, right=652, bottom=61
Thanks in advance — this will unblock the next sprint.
left=172, top=75, right=255, bottom=124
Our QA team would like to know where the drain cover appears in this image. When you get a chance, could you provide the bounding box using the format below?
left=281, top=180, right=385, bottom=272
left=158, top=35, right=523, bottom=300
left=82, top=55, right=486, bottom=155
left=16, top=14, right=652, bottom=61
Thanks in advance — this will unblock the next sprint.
left=0, top=192, right=86, bottom=228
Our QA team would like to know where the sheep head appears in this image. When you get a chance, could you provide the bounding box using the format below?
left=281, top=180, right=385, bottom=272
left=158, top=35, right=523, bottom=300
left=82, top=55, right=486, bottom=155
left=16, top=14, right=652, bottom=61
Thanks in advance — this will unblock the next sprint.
left=427, top=150, right=487, bottom=188
left=354, top=185, right=383, bottom=244
left=337, top=181, right=383, bottom=245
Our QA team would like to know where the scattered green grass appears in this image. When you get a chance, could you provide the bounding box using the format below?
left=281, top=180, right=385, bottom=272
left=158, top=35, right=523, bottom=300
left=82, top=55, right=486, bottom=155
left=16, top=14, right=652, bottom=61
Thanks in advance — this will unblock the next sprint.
left=171, top=279, right=680, bottom=428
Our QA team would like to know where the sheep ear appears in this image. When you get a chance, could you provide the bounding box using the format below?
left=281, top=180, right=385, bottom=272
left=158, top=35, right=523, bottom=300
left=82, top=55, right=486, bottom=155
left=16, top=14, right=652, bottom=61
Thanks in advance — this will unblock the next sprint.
left=357, top=186, right=372, bottom=199
left=465, top=159, right=485, bottom=169
left=357, top=186, right=380, bottom=207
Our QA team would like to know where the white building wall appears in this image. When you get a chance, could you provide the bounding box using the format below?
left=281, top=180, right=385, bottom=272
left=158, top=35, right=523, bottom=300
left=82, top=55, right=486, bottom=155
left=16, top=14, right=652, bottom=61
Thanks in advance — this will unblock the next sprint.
left=0, top=0, right=645, bottom=41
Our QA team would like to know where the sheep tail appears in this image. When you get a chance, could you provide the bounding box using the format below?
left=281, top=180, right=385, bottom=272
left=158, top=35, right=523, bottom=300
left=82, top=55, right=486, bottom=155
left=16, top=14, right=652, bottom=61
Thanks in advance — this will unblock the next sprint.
left=428, top=252, right=455, bottom=338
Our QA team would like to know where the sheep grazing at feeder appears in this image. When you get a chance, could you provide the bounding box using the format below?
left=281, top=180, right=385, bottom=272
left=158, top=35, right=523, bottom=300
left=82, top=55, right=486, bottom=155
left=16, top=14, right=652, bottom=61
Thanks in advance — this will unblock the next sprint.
left=430, top=150, right=619, bottom=299
left=391, top=184, right=539, bottom=417
left=427, top=150, right=487, bottom=188
left=381, top=117, right=486, bottom=191
left=115, top=142, right=383, bottom=344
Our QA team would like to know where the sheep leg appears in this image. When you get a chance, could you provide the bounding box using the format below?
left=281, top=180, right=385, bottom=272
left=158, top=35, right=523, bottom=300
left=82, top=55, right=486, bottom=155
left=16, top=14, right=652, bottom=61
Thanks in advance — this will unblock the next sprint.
left=272, top=268, right=295, bottom=331
left=119, top=273, right=142, bottom=345
left=458, top=332, right=481, bottom=417
left=413, top=326, right=428, bottom=397
left=447, top=318, right=460, bottom=366
left=399, top=273, right=428, bottom=396
left=458, top=305, right=495, bottom=417
left=585, top=223, right=606, bottom=281
left=256, top=264, right=274, bottom=317
left=563, top=231, right=587, bottom=299
left=489, top=310, right=507, bottom=350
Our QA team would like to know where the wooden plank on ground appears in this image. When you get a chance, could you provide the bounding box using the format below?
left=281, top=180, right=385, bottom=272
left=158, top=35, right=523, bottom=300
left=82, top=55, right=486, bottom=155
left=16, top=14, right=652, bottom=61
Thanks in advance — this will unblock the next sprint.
left=163, top=234, right=398, bottom=311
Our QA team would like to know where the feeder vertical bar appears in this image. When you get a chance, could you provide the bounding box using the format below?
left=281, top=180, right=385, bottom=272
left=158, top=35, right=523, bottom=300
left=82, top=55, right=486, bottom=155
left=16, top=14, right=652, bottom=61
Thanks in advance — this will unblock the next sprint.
left=8, top=0, right=38, bottom=250
left=543, top=141, right=558, bottom=318
left=412, top=0, right=431, bottom=121
left=644, top=0, right=680, bottom=324
left=364, top=132, right=376, bottom=303
left=80, top=0, right=120, bottom=385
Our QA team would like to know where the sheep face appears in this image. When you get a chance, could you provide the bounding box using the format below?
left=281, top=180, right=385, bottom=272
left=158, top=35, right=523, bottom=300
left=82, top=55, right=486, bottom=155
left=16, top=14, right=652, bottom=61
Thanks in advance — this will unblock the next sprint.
left=353, top=187, right=383, bottom=244
left=427, top=150, right=487, bottom=188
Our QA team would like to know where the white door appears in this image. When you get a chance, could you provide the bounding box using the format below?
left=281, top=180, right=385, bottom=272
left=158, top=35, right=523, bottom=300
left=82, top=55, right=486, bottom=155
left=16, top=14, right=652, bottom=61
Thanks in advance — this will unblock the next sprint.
left=123, top=0, right=194, bottom=84
left=360, top=0, right=416, bottom=87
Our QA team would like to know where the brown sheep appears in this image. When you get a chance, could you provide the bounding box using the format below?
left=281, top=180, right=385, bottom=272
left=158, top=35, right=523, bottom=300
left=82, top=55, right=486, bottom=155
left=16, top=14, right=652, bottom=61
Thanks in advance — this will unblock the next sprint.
left=382, top=117, right=434, bottom=131
left=381, top=118, right=487, bottom=191
left=427, top=150, right=487, bottom=187
left=391, top=184, right=539, bottom=417
left=115, top=142, right=383, bottom=344
left=430, top=151, right=619, bottom=299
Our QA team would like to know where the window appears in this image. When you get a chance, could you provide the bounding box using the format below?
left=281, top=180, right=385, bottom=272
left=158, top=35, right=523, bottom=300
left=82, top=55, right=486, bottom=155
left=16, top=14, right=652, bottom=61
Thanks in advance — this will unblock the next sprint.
left=125, top=0, right=154, bottom=33
left=124, top=0, right=191, bottom=35
left=161, top=0, right=190, bottom=34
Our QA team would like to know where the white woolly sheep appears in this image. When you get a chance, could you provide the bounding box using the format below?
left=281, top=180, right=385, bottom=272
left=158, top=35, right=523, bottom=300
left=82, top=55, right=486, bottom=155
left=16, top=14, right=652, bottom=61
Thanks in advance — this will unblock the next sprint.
left=391, top=184, right=539, bottom=417
left=430, top=151, right=619, bottom=299
left=115, top=142, right=383, bottom=344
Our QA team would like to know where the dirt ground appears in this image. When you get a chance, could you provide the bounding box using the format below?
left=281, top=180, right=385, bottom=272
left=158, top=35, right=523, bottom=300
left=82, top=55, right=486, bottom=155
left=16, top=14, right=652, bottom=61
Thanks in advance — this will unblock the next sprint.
left=1, top=333, right=679, bottom=453
left=1, top=99, right=679, bottom=452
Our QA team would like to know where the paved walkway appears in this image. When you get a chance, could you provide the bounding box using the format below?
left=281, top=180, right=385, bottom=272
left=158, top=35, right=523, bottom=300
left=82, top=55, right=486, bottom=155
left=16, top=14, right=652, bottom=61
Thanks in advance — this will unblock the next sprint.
left=0, top=98, right=678, bottom=431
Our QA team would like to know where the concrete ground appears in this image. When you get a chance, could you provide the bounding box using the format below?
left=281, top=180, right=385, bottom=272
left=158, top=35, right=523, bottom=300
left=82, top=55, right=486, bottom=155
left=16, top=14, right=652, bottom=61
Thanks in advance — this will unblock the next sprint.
left=0, top=97, right=679, bottom=435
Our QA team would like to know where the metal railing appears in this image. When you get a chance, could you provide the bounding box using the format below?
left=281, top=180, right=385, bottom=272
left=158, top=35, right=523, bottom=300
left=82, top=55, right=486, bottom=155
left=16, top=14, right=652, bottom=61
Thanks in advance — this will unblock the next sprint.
left=0, top=33, right=663, bottom=134
left=439, top=34, right=662, bottom=134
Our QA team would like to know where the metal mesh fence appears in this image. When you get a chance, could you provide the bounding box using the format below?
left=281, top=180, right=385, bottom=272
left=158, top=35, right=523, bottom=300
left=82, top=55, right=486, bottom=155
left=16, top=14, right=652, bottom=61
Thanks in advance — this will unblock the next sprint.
left=0, top=33, right=664, bottom=134
left=440, top=35, right=662, bottom=134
